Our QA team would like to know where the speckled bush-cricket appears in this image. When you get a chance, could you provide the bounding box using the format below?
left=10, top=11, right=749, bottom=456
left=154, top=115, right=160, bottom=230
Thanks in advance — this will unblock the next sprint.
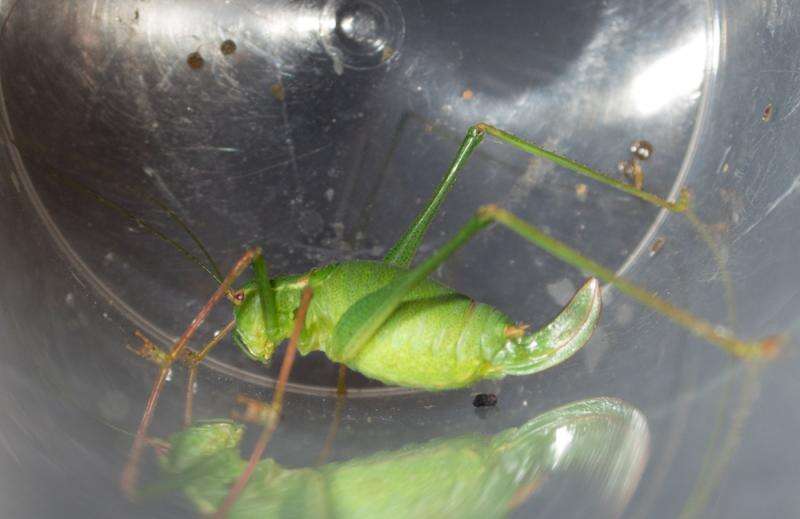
left=114, top=123, right=781, bottom=508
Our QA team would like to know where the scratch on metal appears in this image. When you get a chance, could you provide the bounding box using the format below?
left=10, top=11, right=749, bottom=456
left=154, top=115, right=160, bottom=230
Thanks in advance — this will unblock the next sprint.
left=734, top=174, right=800, bottom=243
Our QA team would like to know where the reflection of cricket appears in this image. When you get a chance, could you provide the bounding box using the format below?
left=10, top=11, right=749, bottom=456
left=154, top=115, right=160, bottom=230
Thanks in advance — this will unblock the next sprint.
left=145, top=398, right=649, bottom=519
left=118, top=123, right=782, bottom=513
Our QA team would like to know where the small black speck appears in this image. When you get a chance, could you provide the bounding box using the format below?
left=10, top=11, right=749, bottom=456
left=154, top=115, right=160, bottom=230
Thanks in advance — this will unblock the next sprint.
left=473, top=393, right=497, bottom=407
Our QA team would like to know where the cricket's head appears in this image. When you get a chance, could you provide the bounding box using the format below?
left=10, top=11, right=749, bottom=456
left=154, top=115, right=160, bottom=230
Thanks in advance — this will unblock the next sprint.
left=232, top=276, right=306, bottom=363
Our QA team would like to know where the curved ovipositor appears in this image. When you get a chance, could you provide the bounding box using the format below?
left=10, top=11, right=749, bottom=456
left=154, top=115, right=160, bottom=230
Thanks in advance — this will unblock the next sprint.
left=150, top=397, right=649, bottom=518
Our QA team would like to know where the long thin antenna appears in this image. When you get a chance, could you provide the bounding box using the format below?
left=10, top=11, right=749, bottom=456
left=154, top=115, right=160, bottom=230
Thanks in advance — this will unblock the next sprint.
left=135, top=188, right=224, bottom=282
left=53, top=171, right=223, bottom=285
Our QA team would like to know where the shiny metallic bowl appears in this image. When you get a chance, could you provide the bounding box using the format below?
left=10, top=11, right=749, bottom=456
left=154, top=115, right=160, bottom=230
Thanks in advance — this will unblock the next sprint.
left=0, top=0, right=798, bottom=517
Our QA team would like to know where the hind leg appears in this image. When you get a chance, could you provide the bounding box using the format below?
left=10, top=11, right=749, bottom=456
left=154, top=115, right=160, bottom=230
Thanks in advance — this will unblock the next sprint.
left=332, top=205, right=777, bottom=369
left=384, top=124, right=688, bottom=268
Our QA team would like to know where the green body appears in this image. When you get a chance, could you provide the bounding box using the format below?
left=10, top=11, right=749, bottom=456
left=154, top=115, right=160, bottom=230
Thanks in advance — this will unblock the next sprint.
left=233, top=260, right=600, bottom=390
left=154, top=398, right=648, bottom=519
left=235, top=261, right=509, bottom=389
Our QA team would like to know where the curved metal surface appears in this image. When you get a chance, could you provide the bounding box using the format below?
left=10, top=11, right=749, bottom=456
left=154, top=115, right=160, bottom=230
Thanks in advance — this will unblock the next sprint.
left=0, top=0, right=798, bottom=517
left=5, top=0, right=704, bottom=390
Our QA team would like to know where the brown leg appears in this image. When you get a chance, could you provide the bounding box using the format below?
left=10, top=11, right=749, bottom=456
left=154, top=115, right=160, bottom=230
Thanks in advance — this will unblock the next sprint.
left=184, top=319, right=237, bottom=427
left=121, top=248, right=261, bottom=499
left=316, top=364, right=348, bottom=465
left=213, top=286, right=314, bottom=519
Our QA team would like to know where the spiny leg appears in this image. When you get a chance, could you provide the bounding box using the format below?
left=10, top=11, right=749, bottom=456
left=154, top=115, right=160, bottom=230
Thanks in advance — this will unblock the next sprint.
left=121, top=247, right=279, bottom=498
left=316, top=364, right=348, bottom=465
left=384, top=123, right=689, bottom=269
left=213, top=285, right=314, bottom=519
left=332, top=205, right=780, bottom=365
left=351, top=112, right=520, bottom=245
left=183, top=319, right=237, bottom=427
left=476, top=124, right=689, bottom=211
left=383, top=125, right=484, bottom=268
left=478, top=206, right=782, bottom=358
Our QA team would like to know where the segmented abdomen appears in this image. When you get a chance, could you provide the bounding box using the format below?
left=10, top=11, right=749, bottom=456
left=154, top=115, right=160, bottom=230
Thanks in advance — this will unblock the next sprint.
left=303, top=261, right=511, bottom=390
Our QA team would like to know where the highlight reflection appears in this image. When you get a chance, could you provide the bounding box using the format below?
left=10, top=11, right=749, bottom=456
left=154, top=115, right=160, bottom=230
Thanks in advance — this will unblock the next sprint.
left=630, top=31, right=706, bottom=116
left=147, top=397, right=649, bottom=518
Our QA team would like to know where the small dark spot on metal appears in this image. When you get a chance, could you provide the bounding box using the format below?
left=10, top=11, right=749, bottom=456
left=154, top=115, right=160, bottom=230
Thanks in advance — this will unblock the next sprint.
left=649, top=237, right=666, bottom=257
left=187, top=52, right=205, bottom=70
left=221, top=39, right=237, bottom=56
left=270, top=82, right=286, bottom=102
left=473, top=393, right=497, bottom=408
left=381, top=45, right=395, bottom=63
left=762, top=103, right=774, bottom=123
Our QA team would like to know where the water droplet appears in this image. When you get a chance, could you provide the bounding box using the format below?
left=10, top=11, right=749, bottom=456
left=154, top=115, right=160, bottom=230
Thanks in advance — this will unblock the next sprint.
left=321, top=0, right=406, bottom=71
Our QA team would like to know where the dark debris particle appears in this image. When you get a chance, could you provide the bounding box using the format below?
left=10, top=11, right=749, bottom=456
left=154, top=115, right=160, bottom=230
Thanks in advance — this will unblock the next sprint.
left=762, top=103, right=774, bottom=123
left=220, top=39, right=237, bottom=56
left=472, top=393, right=497, bottom=408
left=187, top=52, right=205, bottom=70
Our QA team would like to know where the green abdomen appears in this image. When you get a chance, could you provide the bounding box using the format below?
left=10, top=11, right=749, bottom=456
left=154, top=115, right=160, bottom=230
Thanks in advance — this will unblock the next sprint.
left=301, top=261, right=510, bottom=390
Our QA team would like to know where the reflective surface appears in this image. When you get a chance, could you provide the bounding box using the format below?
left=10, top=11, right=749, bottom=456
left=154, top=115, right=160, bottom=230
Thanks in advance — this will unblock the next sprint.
left=4, top=0, right=705, bottom=392
left=156, top=398, right=649, bottom=517
left=0, top=0, right=799, bottom=517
